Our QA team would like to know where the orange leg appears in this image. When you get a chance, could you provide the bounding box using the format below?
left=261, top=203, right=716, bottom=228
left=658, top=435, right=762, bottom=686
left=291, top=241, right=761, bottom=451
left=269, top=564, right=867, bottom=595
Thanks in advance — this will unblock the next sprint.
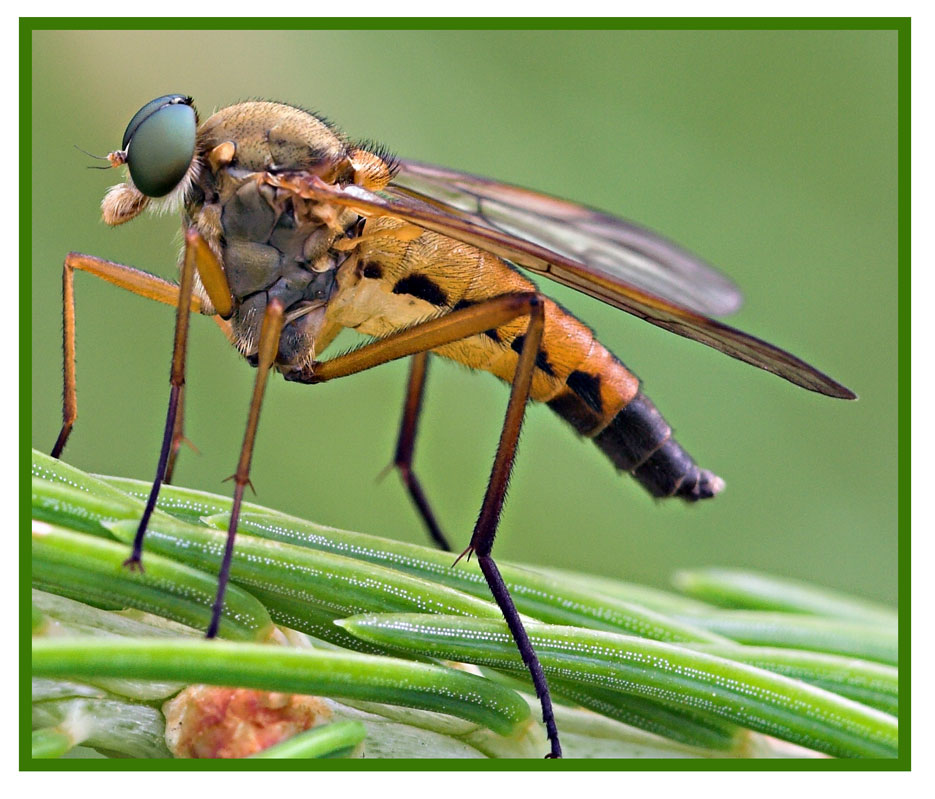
left=471, top=296, right=561, bottom=757
left=207, top=299, right=284, bottom=638
left=125, top=229, right=233, bottom=568
left=285, top=293, right=542, bottom=383
left=287, top=292, right=562, bottom=757
left=51, top=247, right=231, bottom=459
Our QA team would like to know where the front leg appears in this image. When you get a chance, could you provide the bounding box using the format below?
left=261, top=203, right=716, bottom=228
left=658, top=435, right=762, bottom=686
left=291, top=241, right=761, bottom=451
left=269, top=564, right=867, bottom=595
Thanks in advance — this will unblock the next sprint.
left=52, top=235, right=234, bottom=462
left=207, top=299, right=284, bottom=638
left=125, top=229, right=234, bottom=570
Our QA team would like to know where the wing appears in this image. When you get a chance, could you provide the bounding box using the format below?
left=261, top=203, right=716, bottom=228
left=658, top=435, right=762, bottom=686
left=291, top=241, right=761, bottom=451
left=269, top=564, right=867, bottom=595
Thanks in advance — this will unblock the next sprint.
left=266, top=172, right=855, bottom=400
left=392, top=159, right=743, bottom=317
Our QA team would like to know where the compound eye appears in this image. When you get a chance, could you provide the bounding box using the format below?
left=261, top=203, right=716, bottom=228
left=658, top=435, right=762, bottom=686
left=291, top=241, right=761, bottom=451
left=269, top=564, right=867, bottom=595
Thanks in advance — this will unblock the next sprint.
left=122, top=95, right=196, bottom=198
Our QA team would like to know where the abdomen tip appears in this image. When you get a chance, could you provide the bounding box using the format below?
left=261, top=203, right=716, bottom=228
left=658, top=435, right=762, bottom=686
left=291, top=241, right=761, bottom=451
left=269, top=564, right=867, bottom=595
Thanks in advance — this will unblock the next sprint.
left=681, top=470, right=725, bottom=501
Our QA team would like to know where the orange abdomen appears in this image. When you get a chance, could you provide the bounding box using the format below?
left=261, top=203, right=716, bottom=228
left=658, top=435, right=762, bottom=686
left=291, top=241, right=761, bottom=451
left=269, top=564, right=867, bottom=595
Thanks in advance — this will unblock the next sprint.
left=328, top=218, right=724, bottom=501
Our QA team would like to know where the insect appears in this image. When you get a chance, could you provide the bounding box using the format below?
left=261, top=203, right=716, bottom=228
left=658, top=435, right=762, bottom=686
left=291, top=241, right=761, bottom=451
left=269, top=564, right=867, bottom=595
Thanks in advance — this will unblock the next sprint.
left=51, top=95, right=855, bottom=758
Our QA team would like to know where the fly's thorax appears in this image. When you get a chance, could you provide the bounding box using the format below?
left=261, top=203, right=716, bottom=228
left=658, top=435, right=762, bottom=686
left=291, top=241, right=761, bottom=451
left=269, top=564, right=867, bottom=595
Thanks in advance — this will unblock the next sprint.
left=186, top=169, right=351, bottom=368
left=184, top=102, right=366, bottom=367
left=197, top=101, right=351, bottom=176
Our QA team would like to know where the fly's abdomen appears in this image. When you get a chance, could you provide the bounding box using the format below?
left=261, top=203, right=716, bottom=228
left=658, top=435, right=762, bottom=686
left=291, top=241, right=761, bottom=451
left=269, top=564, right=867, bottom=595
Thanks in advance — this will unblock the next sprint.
left=544, top=334, right=724, bottom=502
left=333, top=218, right=724, bottom=501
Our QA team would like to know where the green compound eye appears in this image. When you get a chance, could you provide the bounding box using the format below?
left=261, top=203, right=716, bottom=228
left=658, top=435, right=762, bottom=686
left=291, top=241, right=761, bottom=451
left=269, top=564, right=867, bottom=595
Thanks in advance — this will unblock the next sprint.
left=123, top=95, right=196, bottom=198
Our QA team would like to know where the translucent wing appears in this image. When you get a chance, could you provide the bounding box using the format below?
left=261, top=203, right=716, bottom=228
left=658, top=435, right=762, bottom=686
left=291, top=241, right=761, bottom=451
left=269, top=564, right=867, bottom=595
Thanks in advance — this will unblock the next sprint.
left=392, top=160, right=743, bottom=317
left=267, top=172, right=855, bottom=399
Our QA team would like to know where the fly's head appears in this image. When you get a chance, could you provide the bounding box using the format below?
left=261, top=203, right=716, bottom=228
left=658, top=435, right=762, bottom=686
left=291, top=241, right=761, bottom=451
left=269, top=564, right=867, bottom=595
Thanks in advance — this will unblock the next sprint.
left=100, top=95, right=395, bottom=226
left=101, top=94, right=199, bottom=225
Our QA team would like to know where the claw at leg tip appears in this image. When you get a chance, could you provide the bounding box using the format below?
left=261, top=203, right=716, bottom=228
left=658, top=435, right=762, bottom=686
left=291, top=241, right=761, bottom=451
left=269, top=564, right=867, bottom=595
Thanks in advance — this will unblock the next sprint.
left=375, top=462, right=394, bottom=484
left=123, top=555, right=144, bottom=573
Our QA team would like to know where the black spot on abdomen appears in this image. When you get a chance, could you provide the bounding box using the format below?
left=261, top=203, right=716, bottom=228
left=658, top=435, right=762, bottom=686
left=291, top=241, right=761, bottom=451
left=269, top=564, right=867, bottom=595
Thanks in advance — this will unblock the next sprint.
left=362, top=261, right=383, bottom=279
left=511, top=334, right=554, bottom=375
left=566, top=370, right=603, bottom=414
left=393, top=273, right=448, bottom=306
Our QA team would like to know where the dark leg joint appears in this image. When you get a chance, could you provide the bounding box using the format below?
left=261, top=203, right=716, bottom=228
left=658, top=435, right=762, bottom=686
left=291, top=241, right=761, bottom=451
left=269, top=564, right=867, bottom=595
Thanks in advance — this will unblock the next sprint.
left=51, top=423, right=73, bottom=459
left=283, top=363, right=323, bottom=384
left=123, top=554, right=144, bottom=572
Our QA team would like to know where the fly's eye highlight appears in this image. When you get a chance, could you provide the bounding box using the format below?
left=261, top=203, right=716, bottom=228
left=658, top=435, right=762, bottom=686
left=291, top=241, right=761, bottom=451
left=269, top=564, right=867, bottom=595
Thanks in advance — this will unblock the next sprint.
left=122, top=94, right=196, bottom=198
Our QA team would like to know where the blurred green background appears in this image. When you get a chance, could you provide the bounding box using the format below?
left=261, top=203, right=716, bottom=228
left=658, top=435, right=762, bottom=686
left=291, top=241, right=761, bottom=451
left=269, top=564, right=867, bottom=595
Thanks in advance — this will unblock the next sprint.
left=30, top=28, right=898, bottom=604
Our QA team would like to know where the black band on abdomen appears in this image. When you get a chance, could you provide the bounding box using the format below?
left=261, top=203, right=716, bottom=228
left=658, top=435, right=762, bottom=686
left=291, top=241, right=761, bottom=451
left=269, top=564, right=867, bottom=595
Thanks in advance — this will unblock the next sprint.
left=591, top=392, right=724, bottom=501
left=593, top=393, right=671, bottom=471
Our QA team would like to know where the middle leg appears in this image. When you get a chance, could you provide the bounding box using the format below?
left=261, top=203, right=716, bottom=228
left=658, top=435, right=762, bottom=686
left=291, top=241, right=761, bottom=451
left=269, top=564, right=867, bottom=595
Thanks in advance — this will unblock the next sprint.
left=391, top=353, right=451, bottom=551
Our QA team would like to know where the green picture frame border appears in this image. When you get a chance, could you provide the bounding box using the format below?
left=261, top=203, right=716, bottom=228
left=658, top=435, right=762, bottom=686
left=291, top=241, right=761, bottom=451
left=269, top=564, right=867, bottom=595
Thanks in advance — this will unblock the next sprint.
left=20, top=15, right=910, bottom=772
